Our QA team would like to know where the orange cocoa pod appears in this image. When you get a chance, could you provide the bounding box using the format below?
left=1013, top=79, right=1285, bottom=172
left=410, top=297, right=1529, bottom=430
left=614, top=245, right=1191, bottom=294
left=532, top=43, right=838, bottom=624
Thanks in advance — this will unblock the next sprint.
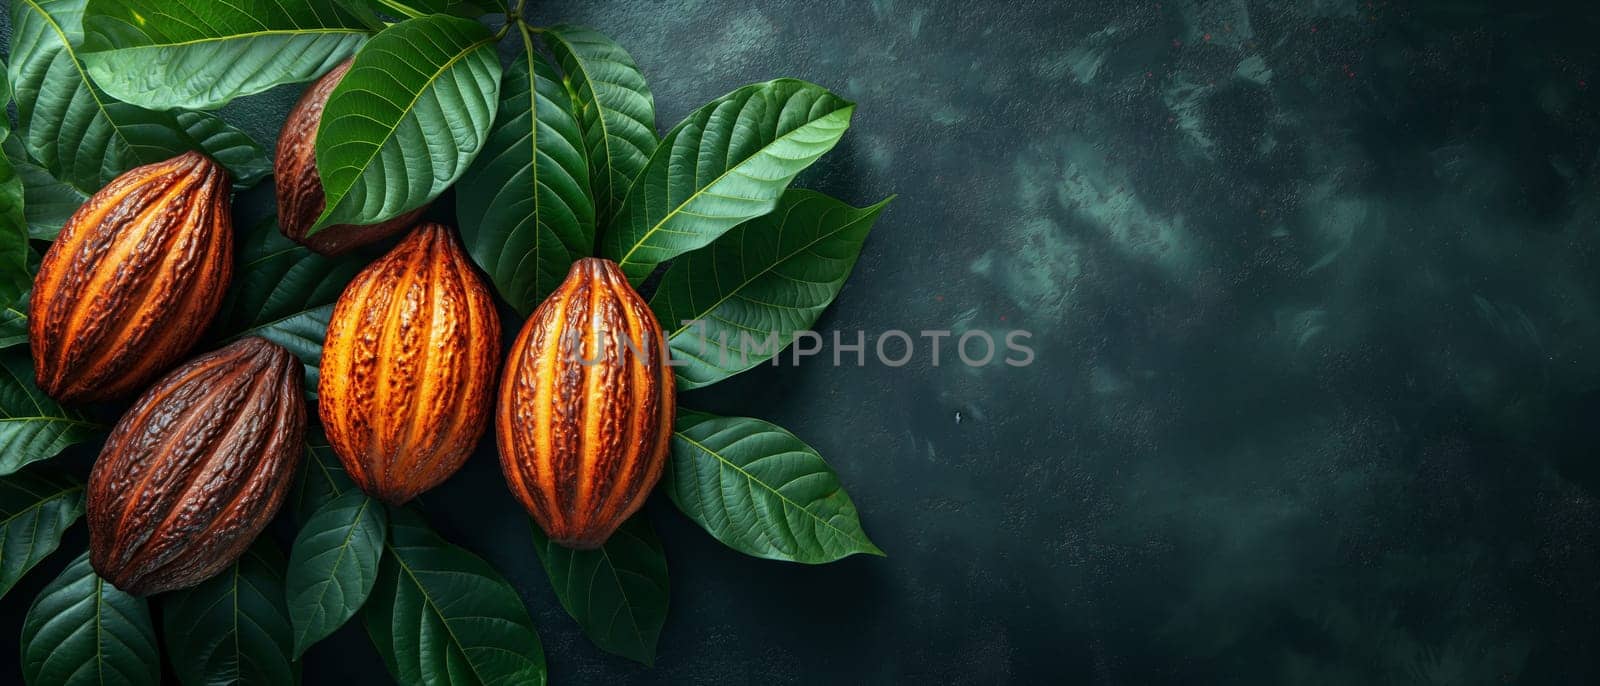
left=87, top=337, right=306, bottom=596
left=29, top=152, right=233, bottom=404
left=497, top=258, right=675, bottom=549
left=275, top=58, right=426, bottom=255
left=319, top=223, right=501, bottom=505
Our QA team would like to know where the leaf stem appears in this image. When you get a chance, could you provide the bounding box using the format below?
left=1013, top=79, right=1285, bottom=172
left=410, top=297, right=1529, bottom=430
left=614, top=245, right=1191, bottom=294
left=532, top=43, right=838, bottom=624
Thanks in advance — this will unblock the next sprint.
left=496, top=0, right=530, bottom=41
left=375, top=0, right=424, bottom=19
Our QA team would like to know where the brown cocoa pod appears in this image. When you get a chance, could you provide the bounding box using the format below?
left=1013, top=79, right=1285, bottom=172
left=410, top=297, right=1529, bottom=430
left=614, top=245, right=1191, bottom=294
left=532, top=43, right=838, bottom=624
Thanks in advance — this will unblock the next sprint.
left=319, top=223, right=501, bottom=505
left=276, top=59, right=425, bottom=255
left=29, top=152, right=233, bottom=404
left=497, top=258, right=675, bottom=549
left=87, top=337, right=305, bottom=596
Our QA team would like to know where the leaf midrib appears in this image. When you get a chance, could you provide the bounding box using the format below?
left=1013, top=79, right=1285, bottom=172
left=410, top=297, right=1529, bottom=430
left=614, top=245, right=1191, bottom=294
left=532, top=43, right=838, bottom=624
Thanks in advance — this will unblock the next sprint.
left=87, top=27, right=366, bottom=52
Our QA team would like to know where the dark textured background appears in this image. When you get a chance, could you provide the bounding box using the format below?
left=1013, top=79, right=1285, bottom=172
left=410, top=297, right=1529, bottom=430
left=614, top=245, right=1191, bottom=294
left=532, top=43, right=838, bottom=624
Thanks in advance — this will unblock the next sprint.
left=7, top=0, right=1600, bottom=683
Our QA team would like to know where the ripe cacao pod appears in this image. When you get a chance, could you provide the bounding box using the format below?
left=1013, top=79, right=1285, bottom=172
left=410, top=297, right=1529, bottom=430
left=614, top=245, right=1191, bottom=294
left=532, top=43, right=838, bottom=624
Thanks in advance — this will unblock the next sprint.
left=87, top=337, right=305, bottom=596
left=319, top=223, right=501, bottom=505
left=276, top=58, right=425, bottom=254
left=30, top=152, right=233, bottom=404
left=497, top=258, right=675, bottom=549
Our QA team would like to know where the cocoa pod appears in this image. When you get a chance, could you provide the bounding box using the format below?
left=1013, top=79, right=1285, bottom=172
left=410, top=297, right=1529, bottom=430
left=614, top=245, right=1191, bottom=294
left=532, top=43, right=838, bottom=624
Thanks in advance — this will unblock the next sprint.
left=87, top=337, right=305, bottom=596
left=497, top=258, right=675, bottom=549
left=276, top=59, right=425, bottom=255
left=29, top=152, right=233, bottom=404
left=319, top=223, right=501, bottom=505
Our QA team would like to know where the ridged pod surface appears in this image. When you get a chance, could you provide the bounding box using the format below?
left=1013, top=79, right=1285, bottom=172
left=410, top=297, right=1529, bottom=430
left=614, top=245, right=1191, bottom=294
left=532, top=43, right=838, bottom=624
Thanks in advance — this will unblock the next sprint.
left=498, top=258, right=675, bottom=549
left=319, top=223, right=501, bottom=505
left=275, top=59, right=425, bottom=254
left=87, top=337, right=306, bottom=596
left=29, top=152, right=233, bottom=404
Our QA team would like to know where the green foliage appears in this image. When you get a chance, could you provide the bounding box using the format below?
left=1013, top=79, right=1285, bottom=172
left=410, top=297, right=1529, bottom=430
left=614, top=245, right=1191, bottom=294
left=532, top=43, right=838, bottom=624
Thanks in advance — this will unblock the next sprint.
left=2, top=138, right=86, bottom=240
left=365, top=508, right=546, bottom=686
left=0, top=154, right=28, bottom=309
left=542, top=25, right=657, bottom=224
left=21, top=552, right=161, bottom=686
left=531, top=514, right=668, bottom=665
left=0, top=466, right=83, bottom=599
left=311, top=14, right=501, bottom=232
left=602, top=79, right=855, bottom=284
left=81, top=0, right=369, bottom=110
left=0, top=349, right=99, bottom=476
left=667, top=409, right=883, bottom=563
left=287, top=490, right=388, bottom=657
left=457, top=25, right=594, bottom=314
left=161, top=541, right=298, bottom=686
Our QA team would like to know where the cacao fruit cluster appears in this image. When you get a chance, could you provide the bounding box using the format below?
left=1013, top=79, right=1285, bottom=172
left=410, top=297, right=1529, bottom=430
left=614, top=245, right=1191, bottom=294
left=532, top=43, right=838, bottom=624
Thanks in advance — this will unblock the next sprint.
left=275, top=58, right=426, bottom=255
left=319, top=223, right=501, bottom=505
left=30, top=152, right=233, bottom=404
left=497, top=258, right=676, bottom=549
left=87, top=338, right=305, bottom=596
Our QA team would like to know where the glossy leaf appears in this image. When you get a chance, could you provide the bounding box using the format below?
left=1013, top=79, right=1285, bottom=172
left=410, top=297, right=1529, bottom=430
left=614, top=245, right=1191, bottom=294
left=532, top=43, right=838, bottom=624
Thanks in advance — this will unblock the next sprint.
left=0, top=304, right=25, bottom=348
left=0, top=58, right=11, bottom=141
left=292, top=429, right=355, bottom=522
left=666, top=409, right=883, bottom=563
left=342, top=0, right=504, bottom=19
left=80, top=0, right=369, bottom=110
left=0, top=466, right=83, bottom=599
left=287, top=489, right=387, bottom=658
left=651, top=190, right=890, bottom=389
left=365, top=508, right=546, bottom=686
left=531, top=514, right=668, bottom=665
left=2, top=138, right=86, bottom=240
left=542, top=25, right=656, bottom=224
left=0, top=152, right=27, bottom=309
left=311, top=14, right=500, bottom=232
left=602, top=79, right=854, bottom=284
left=9, top=0, right=269, bottom=191
left=0, top=349, right=100, bottom=476
left=21, top=551, right=160, bottom=686
left=211, top=217, right=368, bottom=391
left=457, top=25, right=593, bottom=314
left=162, top=541, right=298, bottom=686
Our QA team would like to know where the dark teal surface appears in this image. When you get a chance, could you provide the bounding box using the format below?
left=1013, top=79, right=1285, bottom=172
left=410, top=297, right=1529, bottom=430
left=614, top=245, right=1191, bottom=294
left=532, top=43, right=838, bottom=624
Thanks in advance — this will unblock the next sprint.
left=6, top=1, right=1600, bottom=683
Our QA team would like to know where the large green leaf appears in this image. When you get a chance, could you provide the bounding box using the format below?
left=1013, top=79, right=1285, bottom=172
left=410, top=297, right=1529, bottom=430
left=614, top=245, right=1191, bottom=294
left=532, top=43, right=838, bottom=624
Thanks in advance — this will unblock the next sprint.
left=21, top=551, right=160, bottom=686
left=541, top=25, right=656, bottom=224
left=365, top=508, right=546, bottom=686
left=311, top=14, right=500, bottom=233
left=1, top=137, right=87, bottom=240
left=0, top=466, right=83, bottom=599
left=601, top=79, right=854, bottom=284
left=0, top=152, right=28, bottom=309
left=287, top=489, right=387, bottom=658
left=80, top=0, right=369, bottom=110
left=9, top=0, right=270, bottom=191
left=0, top=58, right=11, bottom=141
left=530, top=514, right=668, bottom=665
left=211, top=217, right=369, bottom=391
left=291, top=429, right=354, bottom=523
left=162, top=541, right=297, bottom=686
left=457, top=25, right=593, bottom=315
left=342, top=0, right=504, bottom=19
left=666, top=409, right=883, bottom=563
left=650, top=190, right=890, bottom=389
left=0, top=349, right=100, bottom=476
left=0, top=304, right=26, bottom=348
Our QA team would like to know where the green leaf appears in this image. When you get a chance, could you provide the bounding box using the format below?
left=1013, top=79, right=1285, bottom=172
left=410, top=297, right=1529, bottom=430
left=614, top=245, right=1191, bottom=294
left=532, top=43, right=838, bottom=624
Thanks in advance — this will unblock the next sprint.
left=162, top=541, right=298, bottom=686
left=601, top=79, right=854, bottom=284
left=292, top=430, right=354, bottom=523
left=0, top=57, right=12, bottom=141
left=457, top=25, right=593, bottom=315
left=0, top=304, right=26, bottom=348
left=1, top=137, right=87, bottom=240
left=650, top=190, right=890, bottom=389
left=80, top=0, right=369, bottom=110
left=0, top=349, right=100, bottom=476
left=21, top=551, right=160, bottom=686
left=530, top=514, right=668, bottom=666
left=9, top=0, right=270, bottom=191
left=0, top=466, right=83, bottom=599
left=344, top=0, right=504, bottom=19
left=287, top=489, right=387, bottom=658
left=211, top=217, right=369, bottom=391
left=365, top=508, right=546, bottom=686
left=0, top=152, right=29, bottom=309
left=542, top=25, right=656, bottom=224
left=311, top=14, right=500, bottom=233
left=666, top=409, right=883, bottom=563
